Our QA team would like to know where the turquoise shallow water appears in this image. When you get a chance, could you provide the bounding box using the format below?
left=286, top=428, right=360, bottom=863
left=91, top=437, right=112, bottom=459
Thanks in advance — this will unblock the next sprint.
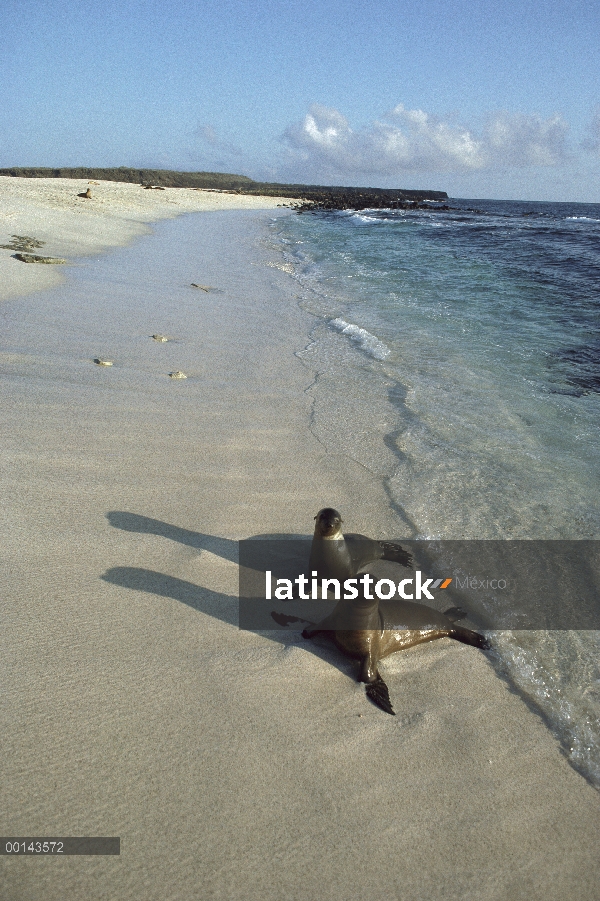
left=264, top=199, right=600, bottom=787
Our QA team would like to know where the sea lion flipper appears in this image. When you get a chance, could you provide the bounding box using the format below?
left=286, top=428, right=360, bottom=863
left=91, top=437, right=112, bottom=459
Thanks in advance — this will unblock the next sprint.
left=365, top=677, right=396, bottom=716
left=379, top=540, right=413, bottom=569
left=344, top=534, right=413, bottom=570
left=344, top=533, right=382, bottom=570
left=452, top=626, right=491, bottom=650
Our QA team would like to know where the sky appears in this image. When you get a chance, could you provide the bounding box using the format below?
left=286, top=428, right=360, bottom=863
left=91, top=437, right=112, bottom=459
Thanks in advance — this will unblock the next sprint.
left=1, top=0, right=599, bottom=202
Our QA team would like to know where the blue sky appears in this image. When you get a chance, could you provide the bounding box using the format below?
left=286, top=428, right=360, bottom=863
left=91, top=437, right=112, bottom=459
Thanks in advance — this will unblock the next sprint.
left=1, top=0, right=599, bottom=201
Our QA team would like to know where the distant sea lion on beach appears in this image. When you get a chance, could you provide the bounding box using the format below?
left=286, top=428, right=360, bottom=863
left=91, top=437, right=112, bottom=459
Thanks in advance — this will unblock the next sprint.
left=309, top=507, right=413, bottom=582
left=77, top=188, right=92, bottom=199
left=303, top=592, right=490, bottom=715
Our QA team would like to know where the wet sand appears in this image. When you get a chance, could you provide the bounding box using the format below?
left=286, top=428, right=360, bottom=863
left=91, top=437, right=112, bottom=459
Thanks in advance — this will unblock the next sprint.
left=0, top=175, right=300, bottom=302
left=0, top=189, right=598, bottom=900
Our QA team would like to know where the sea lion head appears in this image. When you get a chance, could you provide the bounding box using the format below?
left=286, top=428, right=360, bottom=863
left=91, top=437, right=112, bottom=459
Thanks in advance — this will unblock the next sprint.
left=314, top=507, right=343, bottom=538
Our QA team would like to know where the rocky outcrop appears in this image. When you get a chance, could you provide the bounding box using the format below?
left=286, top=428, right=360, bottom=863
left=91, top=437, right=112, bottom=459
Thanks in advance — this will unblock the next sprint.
left=13, top=253, right=66, bottom=264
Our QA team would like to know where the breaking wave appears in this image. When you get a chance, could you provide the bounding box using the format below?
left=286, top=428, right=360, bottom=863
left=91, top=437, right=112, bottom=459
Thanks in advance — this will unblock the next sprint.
left=330, top=317, right=391, bottom=360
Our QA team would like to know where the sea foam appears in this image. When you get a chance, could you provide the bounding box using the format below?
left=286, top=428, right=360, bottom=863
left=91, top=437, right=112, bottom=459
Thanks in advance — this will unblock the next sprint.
left=330, top=317, right=391, bottom=360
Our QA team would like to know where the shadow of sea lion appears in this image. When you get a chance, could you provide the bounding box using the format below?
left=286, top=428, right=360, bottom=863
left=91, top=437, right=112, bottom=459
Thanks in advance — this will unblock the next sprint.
left=106, top=511, right=240, bottom=564
left=100, top=565, right=355, bottom=679
left=106, top=511, right=308, bottom=563
left=101, top=567, right=239, bottom=626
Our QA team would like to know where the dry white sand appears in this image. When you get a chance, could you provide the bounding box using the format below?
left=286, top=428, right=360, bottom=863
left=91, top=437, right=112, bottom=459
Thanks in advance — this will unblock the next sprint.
left=0, top=175, right=300, bottom=302
left=0, top=182, right=598, bottom=901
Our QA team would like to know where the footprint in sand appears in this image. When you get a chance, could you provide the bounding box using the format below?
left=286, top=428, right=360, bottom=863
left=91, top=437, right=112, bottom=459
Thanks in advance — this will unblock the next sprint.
left=94, top=358, right=113, bottom=366
left=168, top=371, right=187, bottom=379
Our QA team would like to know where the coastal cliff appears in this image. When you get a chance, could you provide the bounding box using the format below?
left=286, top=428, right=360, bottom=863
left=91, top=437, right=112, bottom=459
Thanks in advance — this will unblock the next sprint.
left=0, top=167, right=448, bottom=211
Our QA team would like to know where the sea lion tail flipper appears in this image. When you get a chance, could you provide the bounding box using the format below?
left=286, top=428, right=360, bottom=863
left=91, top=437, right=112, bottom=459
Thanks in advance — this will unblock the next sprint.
left=452, top=626, right=491, bottom=651
left=379, top=541, right=413, bottom=569
left=365, top=677, right=396, bottom=716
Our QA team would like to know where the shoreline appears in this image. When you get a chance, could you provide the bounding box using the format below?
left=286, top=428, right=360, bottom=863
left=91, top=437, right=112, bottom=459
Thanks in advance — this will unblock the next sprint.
left=1, top=201, right=599, bottom=900
left=0, top=175, right=301, bottom=303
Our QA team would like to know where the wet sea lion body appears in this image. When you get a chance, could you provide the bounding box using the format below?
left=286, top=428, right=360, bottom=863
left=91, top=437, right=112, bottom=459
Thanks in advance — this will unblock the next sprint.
left=309, top=507, right=412, bottom=581
left=303, top=595, right=490, bottom=714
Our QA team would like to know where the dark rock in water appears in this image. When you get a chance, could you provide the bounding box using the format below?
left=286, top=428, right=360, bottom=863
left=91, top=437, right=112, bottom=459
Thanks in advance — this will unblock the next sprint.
left=5, top=235, right=65, bottom=264
left=295, top=190, right=450, bottom=213
left=13, top=252, right=66, bottom=264
left=1, top=234, right=45, bottom=252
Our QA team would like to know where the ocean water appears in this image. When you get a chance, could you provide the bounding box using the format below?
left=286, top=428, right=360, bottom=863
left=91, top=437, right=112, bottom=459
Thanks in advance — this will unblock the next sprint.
left=264, top=198, right=600, bottom=787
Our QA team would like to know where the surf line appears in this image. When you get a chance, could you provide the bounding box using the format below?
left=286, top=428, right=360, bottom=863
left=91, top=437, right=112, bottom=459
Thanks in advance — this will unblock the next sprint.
left=264, top=570, right=453, bottom=601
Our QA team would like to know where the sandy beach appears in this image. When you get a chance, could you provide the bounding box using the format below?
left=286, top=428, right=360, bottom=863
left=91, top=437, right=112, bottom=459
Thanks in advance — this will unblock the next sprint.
left=0, top=176, right=301, bottom=302
left=1, top=178, right=599, bottom=901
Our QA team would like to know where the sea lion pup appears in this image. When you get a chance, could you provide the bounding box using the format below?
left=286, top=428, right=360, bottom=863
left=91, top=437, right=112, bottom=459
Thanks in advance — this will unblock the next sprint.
left=77, top=188, right=92, bottom=199
left=302, top=592, right=490, bottom=715
left=309, top=507, right=413, bottom=582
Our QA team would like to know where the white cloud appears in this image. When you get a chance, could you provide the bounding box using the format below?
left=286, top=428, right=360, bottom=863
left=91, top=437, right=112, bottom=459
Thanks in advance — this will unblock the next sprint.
left=388, top=104, right=487, bottom=170
left=282, top=104, right=570, bottom=179
left=483, top=111, right=568, bottom=166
